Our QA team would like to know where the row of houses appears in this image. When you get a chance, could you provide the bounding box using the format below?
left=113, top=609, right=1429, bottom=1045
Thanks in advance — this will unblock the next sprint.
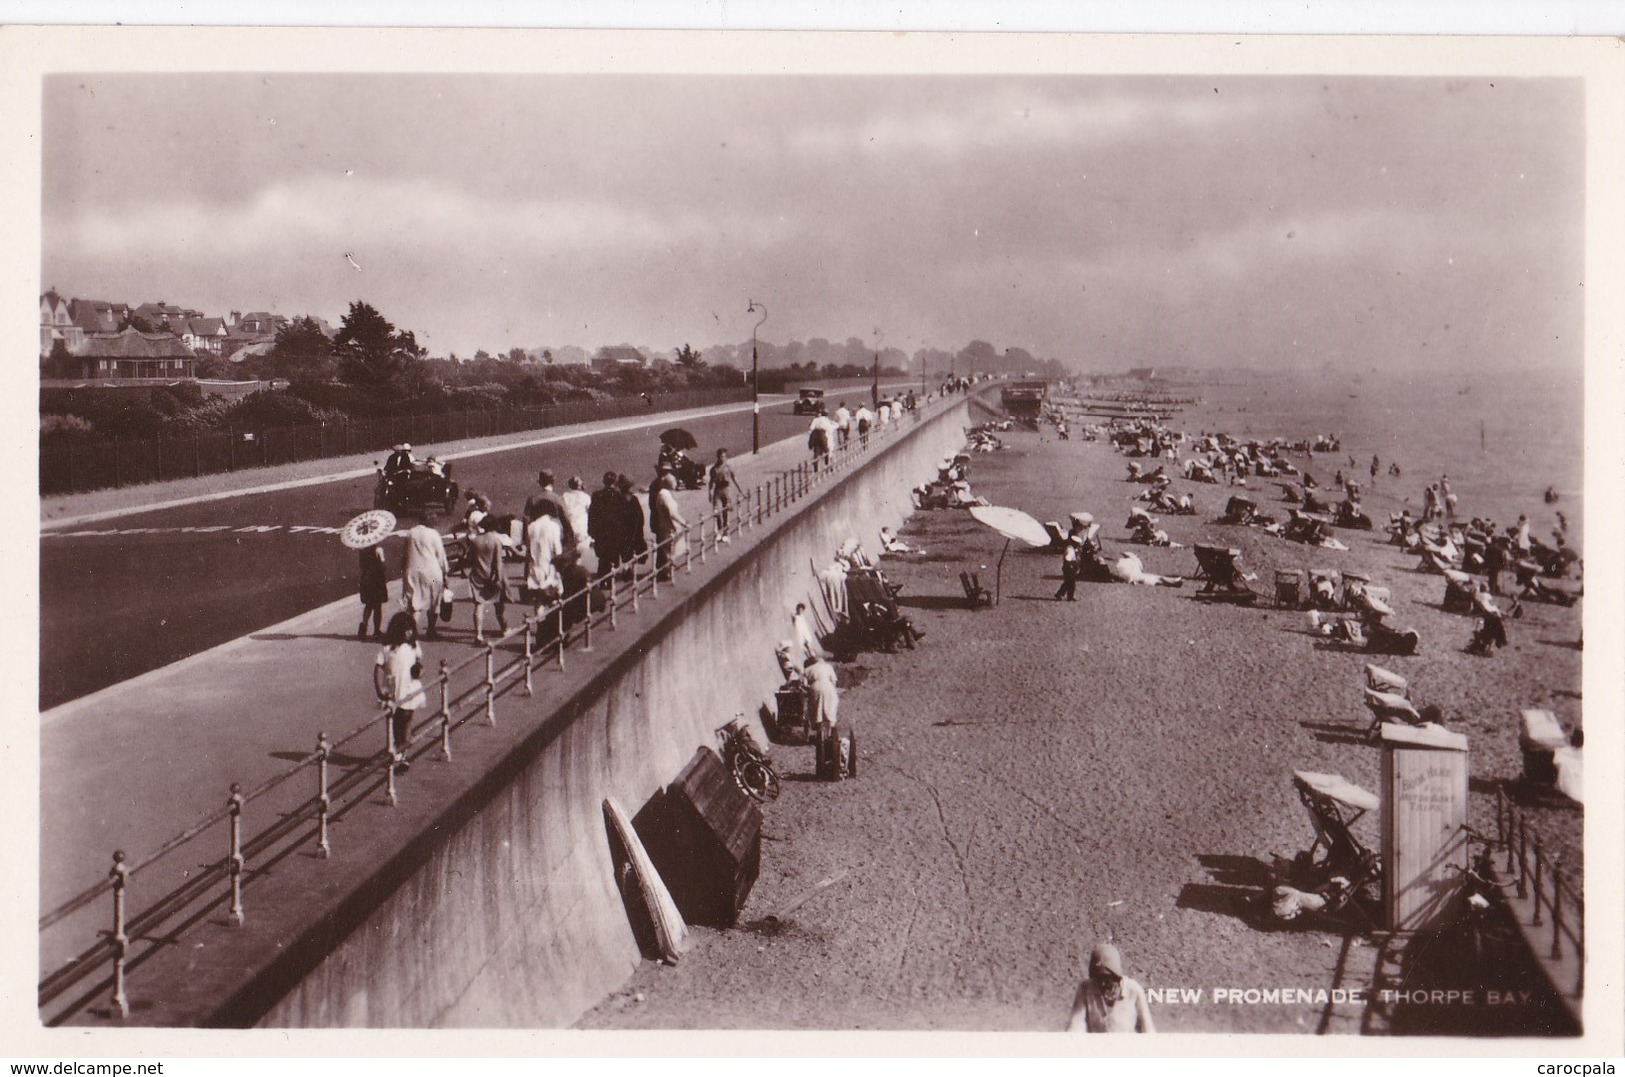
left=40, top=290, right=311, bottom=381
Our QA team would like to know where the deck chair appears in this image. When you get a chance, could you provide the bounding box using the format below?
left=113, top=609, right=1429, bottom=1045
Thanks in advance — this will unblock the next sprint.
left=1304, top=567, right=1340, bottom=610
left=1192, top=544, right=1257, bottom=605
left=1364, top=664, right=1409, bottom=696
left=846, top=568, right=918, bottom=652
left=1441, top=568, right=1479, bottom=614
left=960, top=571, right=994, bottom=609
left=1274, top=568, right=1306, bottom=609
left=1220, top=496, right=1258, bottom=525
left=1041, top=521, right=1068, bottom=551
left=1288, top=771, right=1383, bottom=902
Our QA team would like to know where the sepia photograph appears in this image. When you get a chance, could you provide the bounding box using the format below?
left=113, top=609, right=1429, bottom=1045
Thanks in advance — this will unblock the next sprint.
left=6, top=23, right=1622, bottom=1061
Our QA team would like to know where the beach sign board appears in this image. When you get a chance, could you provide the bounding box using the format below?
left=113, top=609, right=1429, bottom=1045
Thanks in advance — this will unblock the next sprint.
left=1380, top=723, right=1469, bottom=934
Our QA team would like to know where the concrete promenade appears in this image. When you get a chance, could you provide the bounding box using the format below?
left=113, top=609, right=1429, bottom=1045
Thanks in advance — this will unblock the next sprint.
left=38, top=390, right=966, bottom=1027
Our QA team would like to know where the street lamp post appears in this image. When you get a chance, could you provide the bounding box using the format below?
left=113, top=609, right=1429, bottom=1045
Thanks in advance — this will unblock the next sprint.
left=747, top=300, right=767, bottom=454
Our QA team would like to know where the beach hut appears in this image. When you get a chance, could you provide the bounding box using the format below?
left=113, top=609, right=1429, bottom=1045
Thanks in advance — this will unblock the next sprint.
left=1379, top=722, right=1469, bottom=932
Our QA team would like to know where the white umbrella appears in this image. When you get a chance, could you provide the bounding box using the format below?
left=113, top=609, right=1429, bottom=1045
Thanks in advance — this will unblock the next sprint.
left=340, top=509, right=398, bottom=550
left=969, top=504, right=1051, bottom=548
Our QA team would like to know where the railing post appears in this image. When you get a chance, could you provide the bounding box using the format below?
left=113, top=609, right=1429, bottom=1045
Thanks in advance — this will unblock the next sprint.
left=754, top=485, right=763, bottom=526
left=484, top=641, right=497, bottom=726
left=1500, top=790, right=1516, bottom=878
left=607, top=579, right=618, bottom=631
left=523, top=615, right=536, bottom=695
left=684, top=526, right=694, bottom=574
left=437, top=660, right=452, bottom=749
left=227, top=783, right=245, bottom=925
left=651, top=548, right=660, bottom=599
left=1515, top=813, right=1528, bottom=899
left=109, top=850, right=130, bottom=1019
left=384, top=702, right=399, bottom=807
left=551, top=604, right=566, bottom=669
left=697, top=515, right=707, bottom=564
left=1549, top=860, right=1564, bottom=960
left=1530, top=836, right=1544, bottom=927
left=581, top=591, right=593, bottom=652
left=315, top=733, right=332, bottom=859
left=630, top=557, right=641, bottom=613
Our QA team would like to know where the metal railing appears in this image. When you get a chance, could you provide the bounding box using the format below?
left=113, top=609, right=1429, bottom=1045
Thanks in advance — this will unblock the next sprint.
left=1495, top=787, right=1584, bottom=997
left=40, top=387, right=752, bottom=496
left=38, top=397, right=943, bottom=1025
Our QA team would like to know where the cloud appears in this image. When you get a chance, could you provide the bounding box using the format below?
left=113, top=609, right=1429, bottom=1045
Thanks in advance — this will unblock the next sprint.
left=48, top=174, right=795, bottom=265
left=785, top=84, right=1306, bottom=159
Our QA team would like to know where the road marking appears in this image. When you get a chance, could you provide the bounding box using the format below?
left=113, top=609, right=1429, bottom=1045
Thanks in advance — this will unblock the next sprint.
left=43, top=523, right=349, bottom=539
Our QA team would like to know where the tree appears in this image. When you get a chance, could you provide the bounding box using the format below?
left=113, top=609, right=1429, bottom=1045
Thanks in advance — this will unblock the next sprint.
left=675, top=343, right=703, bottom=368
left=506, top=347, right=527, bottom=364
left=335, top=301, right=424, bottom=400
left=271, top=315, right=337, bottom=380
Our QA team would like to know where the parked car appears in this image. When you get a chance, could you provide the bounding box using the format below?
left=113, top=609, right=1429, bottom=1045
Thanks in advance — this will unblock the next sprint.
left=793, top=387, right=827, bottom=416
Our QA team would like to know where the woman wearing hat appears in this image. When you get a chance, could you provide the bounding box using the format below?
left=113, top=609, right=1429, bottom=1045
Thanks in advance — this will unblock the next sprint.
left=1068, top=943, right=1155, bottom=1032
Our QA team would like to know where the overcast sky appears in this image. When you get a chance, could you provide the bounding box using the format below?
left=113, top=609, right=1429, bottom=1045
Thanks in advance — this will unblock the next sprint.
left=42, top=74, right=1583, bottom=373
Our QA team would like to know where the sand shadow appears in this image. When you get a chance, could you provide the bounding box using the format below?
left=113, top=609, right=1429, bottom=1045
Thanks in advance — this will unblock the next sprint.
left=896, top=594, right=977, bottom=611
left=1195, top=852, right=1274, bottom=889
left=1536, top=637, right=1583, bottom=651
left=1174, top=881, right=1259, bottom=924
left=1299, top=719, right=1374, bottom=747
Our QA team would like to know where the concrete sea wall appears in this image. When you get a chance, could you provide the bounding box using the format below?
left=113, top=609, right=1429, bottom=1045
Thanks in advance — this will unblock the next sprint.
left=258, top=399, right=974, bottom=1028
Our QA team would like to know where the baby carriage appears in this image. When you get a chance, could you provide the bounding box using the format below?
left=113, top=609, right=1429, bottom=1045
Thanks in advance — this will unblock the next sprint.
left=1268, top=771, right=1384, bottom=926
left=1192, top=544, right=1258, bottom=605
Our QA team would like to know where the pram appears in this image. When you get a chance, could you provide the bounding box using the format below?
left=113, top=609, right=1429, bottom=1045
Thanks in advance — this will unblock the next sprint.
left=1268, top=771, right=1383, bottom=925
left=1192, top=544, right=1258, bottom=605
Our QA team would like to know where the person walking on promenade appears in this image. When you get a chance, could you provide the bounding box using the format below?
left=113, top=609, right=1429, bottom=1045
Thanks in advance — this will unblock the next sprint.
left=834, top=400, right=853, bottom=448
left=467, top=514, right=510, bottom=642
left=709, top=448, right=741, bottom=542
left=375, top=612, right=426, bottom=773
left=853, top=402, right=875, bottom=448
left=401, top=522, right=449, bottom=640
left=523, top=502, right=565, bottom=627
left=562, top=475, right=593, bottom=563
left=357, top=544, right=388, bottom=640
left=526, top=469, right=576, bottom=551
left=617, top=473, right=649, bottom=579
left=588, top=471, right=623, bottom=576
left=1067, top=943, right=1155, bottom=1033
left=648, top=472, right=685, bottom=582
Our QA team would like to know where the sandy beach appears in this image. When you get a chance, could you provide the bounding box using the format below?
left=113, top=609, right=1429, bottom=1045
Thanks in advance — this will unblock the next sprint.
left=580, top=398, right=1583, bottom=1034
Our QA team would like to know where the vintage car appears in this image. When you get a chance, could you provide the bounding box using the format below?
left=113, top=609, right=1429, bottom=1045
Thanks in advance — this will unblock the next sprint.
left=374, top=460, right=460, bottom=517
left=792, top=387, right=828, bottom=416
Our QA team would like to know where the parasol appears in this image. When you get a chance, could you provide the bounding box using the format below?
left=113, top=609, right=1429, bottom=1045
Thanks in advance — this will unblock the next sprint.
left=660, top=428, right=699, bottom=451
left=968, top=504, right=1053, bottom=606
left=340, top=509, right=398, bottom=550
left=968, top=505, right=1052, bottom=548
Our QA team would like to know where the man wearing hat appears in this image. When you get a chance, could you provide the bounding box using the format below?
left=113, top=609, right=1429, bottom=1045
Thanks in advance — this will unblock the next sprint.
left=384, top=443, right=416, bottom=478
left=1054, top=512, right=1097, bottom=601
left=1068, top=942, right=1155, bottom=1033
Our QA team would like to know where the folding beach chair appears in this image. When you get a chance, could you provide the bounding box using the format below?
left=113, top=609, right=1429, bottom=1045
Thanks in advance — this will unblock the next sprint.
left=1220, top=496, right=1258, bottom=525
left=960, top=571, right=993, bottom=609
left=1287, top=771, right=1383, bottom=904
left=1192, top=544, right=1257, bottom=605
left=1274, top=568, right=1306, bottom=609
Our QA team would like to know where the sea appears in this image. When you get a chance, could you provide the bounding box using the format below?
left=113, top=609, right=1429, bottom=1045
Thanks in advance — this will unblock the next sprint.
left=1170, top=366, right=1586, bottom=554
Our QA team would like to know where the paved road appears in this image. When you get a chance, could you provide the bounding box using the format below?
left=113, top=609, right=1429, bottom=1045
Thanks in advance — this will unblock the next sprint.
left=39, top=400, right=830, bottom=710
